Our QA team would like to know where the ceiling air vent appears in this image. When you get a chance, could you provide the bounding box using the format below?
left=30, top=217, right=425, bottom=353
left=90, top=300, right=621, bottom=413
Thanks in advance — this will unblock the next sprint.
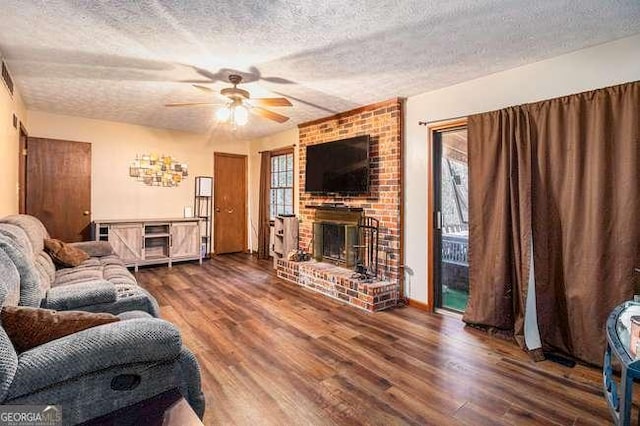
left=2, top=61, right=14, bottom=96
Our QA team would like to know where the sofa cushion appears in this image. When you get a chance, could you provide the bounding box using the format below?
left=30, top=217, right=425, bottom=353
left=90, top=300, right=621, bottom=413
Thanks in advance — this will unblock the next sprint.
left=117, top=310, right=153, bottom=320
left=0, top=328, right=17, bottom=402
left=44, top=280, right=117, bottom=311
left=0, top=224, right=33, bottom=260
left=53, top=256, right=137, bottom=288
left=0, top=215, right=49, bottom=257
left=44, top=239, right=90, bottom=268
left=0, top=250, right=20, bottom=308
left=54, top=266, right=103, bottom=286
left=0, top=235, right=42, bottom=307
left=1, top=306, right=119, bottom=353
left=0, top=225, right=54, bottom=295
left=34, top=252, right=55, bottom=285
left=0, top=253, right=20, bottom=402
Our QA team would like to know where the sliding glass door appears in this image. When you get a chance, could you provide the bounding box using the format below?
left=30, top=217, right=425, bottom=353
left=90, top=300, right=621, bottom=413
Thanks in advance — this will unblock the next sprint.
left=432, top=125, right=469, bottom=313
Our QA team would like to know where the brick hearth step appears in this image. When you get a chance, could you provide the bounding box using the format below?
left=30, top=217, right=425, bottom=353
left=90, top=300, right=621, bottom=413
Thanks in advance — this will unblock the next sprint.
left=276, top=259, right=399, bottom=312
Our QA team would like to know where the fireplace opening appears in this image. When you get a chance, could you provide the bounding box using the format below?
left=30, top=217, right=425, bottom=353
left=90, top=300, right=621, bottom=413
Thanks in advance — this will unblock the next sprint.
left=313, top=222, right=358, bottom=267
left=322, top=224, right=345, bottom=262
left=311, top=206, right=362, bottom=268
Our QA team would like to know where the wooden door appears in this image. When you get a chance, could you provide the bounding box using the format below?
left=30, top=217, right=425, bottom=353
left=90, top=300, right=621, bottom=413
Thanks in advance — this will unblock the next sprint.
left=26, top=137, right=91, bottom=242
left=214, top=153, right=247, bottom=254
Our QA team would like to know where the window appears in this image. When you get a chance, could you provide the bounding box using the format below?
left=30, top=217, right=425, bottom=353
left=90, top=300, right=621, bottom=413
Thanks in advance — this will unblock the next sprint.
left=270, top=150, right=294, bottom=219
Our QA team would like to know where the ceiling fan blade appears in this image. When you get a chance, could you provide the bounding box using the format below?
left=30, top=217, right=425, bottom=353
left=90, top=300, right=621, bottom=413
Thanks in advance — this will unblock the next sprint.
left=192, top=84, right=215, bottom=93
left=177, top=79, right=216, bottom=83
left=272, top=90, right=336, bottom=114
left=261, top=76, right=296, bottom=85
left=165, top=102, right=220, bottom=107
left=251, top=106, right=290, bottom=123
left=193, top=66, right=223, bottom=82
left=250, top=97, right=292, bottom=107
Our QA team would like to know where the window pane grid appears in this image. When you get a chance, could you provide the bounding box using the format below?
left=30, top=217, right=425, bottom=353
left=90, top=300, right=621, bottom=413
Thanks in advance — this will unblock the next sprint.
left=270, top=152, right=294, bottom=220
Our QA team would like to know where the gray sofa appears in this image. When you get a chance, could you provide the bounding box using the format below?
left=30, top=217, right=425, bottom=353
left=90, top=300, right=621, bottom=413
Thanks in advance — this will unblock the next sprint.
left=0, top=214, right=206, bottom=421
left=0, top=215, right=159, bottom=316
left=0, top=246, right=205, bottom=423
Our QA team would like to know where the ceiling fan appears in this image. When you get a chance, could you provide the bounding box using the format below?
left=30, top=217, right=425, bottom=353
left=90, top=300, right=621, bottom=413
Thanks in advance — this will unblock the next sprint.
left=165, top=74, right=292, bottom=126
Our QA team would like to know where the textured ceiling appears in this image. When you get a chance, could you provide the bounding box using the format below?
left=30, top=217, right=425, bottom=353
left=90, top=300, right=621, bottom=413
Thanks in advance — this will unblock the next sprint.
left=1, top=1, right=639, bottom=140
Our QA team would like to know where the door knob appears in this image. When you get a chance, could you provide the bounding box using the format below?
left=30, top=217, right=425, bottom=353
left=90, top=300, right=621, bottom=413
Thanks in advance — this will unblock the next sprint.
left=215, top=208, right=221, bottom=213
left=83, top=211, right=90, bottom=216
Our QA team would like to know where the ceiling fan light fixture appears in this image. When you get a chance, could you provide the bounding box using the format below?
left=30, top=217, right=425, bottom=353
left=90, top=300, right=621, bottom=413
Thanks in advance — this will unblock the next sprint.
left=233, top=105, right=249, bottom=126
left=216, top=106, right=231, bottom=122
left=170, top=73, right=291, bottom=126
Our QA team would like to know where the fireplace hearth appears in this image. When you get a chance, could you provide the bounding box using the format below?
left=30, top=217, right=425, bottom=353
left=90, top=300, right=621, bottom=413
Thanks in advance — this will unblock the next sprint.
left=276, top=259, right=399, bottom=312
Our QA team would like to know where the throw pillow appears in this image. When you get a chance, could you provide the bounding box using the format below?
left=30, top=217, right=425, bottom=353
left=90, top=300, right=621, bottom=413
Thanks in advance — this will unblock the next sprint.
left=67, top=241, right=114, bottom=257
left=1, top=306, right=119, bottom=353
left=44, top=238, right=90, bottom=268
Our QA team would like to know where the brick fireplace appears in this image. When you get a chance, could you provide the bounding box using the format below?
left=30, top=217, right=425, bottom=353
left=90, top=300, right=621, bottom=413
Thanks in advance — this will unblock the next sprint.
left=275, top=98, right=403, bottom=312
left=298, top=99, right=403, bottom=278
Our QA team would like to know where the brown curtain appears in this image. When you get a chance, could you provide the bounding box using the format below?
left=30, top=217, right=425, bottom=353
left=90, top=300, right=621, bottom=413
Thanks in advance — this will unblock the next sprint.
left=464, top=81, right=640, bottom=365
left=463, top=107, right=533, bottom=348
left=257, top=152, right=271, bottom=259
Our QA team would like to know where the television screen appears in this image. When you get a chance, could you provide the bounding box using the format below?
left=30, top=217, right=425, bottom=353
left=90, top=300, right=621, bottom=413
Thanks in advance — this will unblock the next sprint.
left=305, top=135, right=370, bottom=194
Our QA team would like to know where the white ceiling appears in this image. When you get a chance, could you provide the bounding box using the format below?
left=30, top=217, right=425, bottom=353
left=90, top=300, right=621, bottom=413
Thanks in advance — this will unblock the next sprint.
left=1, top=1, right=639, bottom=140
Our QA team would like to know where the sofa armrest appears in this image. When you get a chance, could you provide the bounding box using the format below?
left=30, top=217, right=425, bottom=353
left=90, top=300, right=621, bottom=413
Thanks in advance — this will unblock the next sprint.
left=43, top=280, right=117, bottom=310
left=7, top=319, right=182, bottom=399
left=68, top=241, right=115, bottom=257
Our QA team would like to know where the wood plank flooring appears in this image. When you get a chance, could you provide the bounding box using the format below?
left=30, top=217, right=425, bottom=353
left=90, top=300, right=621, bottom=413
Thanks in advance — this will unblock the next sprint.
left=135, top=254, right=613, bottom=426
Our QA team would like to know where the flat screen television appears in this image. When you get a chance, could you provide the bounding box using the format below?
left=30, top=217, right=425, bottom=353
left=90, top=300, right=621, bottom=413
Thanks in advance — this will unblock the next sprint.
left=305, top=135, right=370, bottom=194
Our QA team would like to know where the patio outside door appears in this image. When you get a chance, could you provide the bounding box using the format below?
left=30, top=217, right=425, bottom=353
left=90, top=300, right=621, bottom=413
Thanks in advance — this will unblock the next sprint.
left=432, top=125, right=469, bottom=312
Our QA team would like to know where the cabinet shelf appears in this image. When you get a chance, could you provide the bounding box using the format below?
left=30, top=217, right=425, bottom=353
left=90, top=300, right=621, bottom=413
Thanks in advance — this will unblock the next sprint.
left=272, top=216, right=298, bottom=268
left=144, top=255, right=170, bottom=261
left=145, top=233, right=170, bottom=238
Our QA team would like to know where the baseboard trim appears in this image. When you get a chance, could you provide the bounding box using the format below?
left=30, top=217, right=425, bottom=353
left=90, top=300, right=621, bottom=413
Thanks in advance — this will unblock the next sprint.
left=407, top=298, right=432, bottom=312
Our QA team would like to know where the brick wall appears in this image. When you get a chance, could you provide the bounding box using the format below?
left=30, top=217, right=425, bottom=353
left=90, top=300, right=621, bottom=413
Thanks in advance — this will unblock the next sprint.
left=298, top=98, right=403, bottom=282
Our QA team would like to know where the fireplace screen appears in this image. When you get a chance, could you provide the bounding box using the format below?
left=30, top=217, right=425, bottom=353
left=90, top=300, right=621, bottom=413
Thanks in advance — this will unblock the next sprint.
left=313, top=222, right=358, bottom=267
left=322, top=224, right=345, bottom=262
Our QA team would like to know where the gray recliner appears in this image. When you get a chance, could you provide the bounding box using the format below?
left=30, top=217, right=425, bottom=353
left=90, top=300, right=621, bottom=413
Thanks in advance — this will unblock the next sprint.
left=0, top=248, right=205, bottom=423
left=0, top=215, right=159, bottom=316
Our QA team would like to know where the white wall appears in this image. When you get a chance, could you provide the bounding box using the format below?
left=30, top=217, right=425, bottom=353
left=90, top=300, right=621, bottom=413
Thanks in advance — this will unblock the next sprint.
left=404, top=34, right=640, bottom=304
left=247, top=127, right=299, bottom=251
left=26, top=111, right=248, bottom=222
left=0, top=72, right=27, bottom=216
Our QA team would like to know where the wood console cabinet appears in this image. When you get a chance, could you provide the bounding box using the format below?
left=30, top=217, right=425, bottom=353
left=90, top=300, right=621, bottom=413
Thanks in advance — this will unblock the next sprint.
left=93, top=218, right=202, bottom=271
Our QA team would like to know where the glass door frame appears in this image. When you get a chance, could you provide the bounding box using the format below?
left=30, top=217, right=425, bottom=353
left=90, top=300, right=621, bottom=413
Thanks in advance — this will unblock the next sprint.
left=427, top=118, right=468, bottom=313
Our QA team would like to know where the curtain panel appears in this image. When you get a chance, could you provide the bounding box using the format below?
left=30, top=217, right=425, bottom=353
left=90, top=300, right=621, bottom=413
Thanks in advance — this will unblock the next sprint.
left=463, top=107, right=533, bottom=349
left=257, top=152, right=271, bottom=260
left=464, top=81, right=640, bottom=365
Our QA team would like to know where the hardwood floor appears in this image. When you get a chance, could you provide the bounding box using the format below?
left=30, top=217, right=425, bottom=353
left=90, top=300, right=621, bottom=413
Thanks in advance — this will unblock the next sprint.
left=136, top=254, right=612, bottom=426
